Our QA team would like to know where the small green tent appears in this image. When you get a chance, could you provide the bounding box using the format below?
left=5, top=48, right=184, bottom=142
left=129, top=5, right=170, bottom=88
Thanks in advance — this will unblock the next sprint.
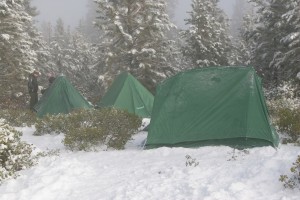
left=34, top=76, right=92, bottom=117
left=146, top=66, right=279, bottom=149
left=97, top=72, right=154, bottom=118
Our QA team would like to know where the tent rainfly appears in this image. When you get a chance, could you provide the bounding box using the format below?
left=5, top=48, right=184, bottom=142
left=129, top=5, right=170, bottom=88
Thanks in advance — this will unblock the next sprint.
left=34, top=75, right=92, bottom=117
left=146, top=66, right=279, bottom=149
left=97, top=72, right=154, bottom=118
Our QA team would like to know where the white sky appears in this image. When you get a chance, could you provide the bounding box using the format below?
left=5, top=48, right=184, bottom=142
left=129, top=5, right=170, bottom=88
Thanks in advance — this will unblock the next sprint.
left=32, top=0, right=88, bottom=28
left=32, top=0, right=235, bottom=29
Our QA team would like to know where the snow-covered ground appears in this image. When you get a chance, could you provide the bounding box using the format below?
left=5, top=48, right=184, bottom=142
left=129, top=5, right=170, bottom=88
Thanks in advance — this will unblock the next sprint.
left=0, top=126, right=300, bottom=200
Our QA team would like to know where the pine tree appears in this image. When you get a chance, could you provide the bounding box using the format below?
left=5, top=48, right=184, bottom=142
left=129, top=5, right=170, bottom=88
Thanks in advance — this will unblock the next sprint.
left=49, top=18, right=70, bottom=75
left=274, top=0, right=300, bottom=81
left=0, top=0, right=38, bottom=108
left=65, top=31, right=99, bottom=100
left=166, top=0, right=178, bottom=21
left=233, top=11, right=256, bottom=66
left=40, top=21, right=52, bottom=44
left=23, top=0, right=38, bottom=17
left=80, top=0, right=101, bottom=43
left=94, top=0, right=177, bottom=92
left=45, top=18, right=98, bottom=101
left=230, top=0, right=252, bottom=38
left=249, top=0, right=300, bottom=87
left=181, top=0, right=233, bottom=67
left=23, top=0, right=52, bottom=89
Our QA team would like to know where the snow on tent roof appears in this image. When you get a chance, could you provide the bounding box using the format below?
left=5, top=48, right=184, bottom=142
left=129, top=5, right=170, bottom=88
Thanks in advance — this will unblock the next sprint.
left=34, top=76, right=92, bottom=117
left=146, top=66, right=279, bottom=149
left=96, top=72, right=154, bottom=118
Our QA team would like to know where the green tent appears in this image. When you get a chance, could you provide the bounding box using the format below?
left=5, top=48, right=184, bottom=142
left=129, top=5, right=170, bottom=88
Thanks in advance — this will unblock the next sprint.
left=97, top=72, right=154, bottom=118
left=146, top=66, right=279, bottom=149
left=34, top=76, right=92, bottom=117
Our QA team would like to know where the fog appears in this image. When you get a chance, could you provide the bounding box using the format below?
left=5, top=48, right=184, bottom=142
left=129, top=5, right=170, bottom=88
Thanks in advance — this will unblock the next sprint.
left=32, top=0, right=235, bottom=29
left=32, top=0, right=88, bottom=28
left=174, top=0, right=235, bottom=28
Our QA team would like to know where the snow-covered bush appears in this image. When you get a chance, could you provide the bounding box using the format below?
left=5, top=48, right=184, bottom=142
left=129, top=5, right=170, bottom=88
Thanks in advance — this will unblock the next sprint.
left=279, top=155, right=300, bottom=190
left=0, top=119, right=36, bottom=183
left=266, top=82, right=300, bottom=143
left=34, top=114, right=68, bottom=136
left=64, top=109, right=141, bottom=151
left=0, top=109, right=36, bottom=127
left=266, top=81, right=300, bottom=113
left=276, top=108, right=300, bottom=142
left=34, top=109, right=142, bottom=151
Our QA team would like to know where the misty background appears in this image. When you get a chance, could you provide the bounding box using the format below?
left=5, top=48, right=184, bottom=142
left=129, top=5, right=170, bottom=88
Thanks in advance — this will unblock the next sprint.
left=2, top=0, right=299, bottom=139
left=32, top=0, right=235, bottom=29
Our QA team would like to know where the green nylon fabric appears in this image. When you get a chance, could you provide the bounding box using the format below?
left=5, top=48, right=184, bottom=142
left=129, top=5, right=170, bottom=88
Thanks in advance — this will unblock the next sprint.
left=146, top=66, right=279, bottom=149
left=34, top=76, right=92, bottom=117
left=97, top=72, right=154, bottom=118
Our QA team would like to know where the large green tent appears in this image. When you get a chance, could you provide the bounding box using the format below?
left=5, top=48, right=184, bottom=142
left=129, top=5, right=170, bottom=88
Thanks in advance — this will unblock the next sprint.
left=34, top=76, right=92, bottom=117
left=97, top=72, right=154, bottom=118
left=146, top=66, right=279, bottom=149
